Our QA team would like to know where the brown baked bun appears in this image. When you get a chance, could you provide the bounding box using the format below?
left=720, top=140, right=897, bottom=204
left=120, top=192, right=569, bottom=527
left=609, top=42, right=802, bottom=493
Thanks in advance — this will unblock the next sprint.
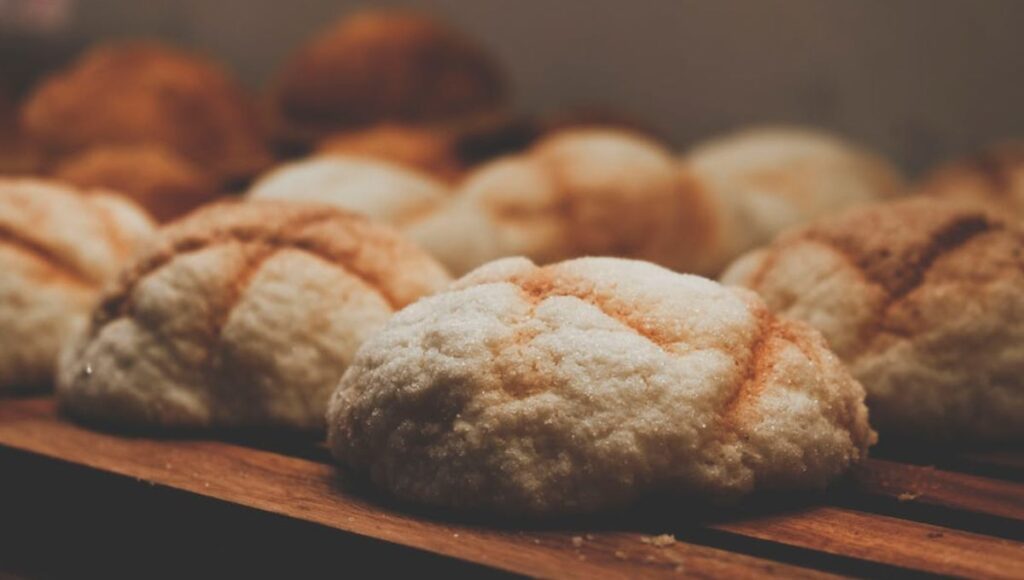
left=317, top=124, right=464, bottom=182
left=917, top=142, right=1024, bottom=219
left=268, top=10, right=506, bottom=144
left=53, top=145, right=218, bottom=222
left=21, top=41, right=271, bottom=181
left=722, top=198, right=1024, bottom=441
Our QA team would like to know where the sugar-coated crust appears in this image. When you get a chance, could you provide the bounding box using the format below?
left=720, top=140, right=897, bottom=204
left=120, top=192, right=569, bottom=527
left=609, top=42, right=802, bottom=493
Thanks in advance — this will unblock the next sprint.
left=722, top=198, right=1024, bottom=440
left=21, top=41, right=271, bottom=181
left=54, top=145, right=218, bottom=222
left=406, top=128, right=725, bottom=276
left=317, top=124, right=464, bottom=182
left=328, top=256, right=874, bottom=516
left=686, top=126, right=905, bottom=273
left=247, top=155, right=449, bottom=226
left=0, top=178, right=155, bottom=391
left=57, top=200, right=451, bottom=430
left=916, top=142, right=1024, bottom=219
left=269, top=10, right=505, bottom=142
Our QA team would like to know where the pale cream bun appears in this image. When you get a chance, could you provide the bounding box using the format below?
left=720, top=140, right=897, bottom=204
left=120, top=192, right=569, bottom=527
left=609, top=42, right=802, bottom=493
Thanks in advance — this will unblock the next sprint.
left=0, top=178, right=155, bottom=391
left=722, top=198, right=1024, bottom=440
left=328, top=256, right=874, bottom=516
left=58, top=200, right=451, bottom=431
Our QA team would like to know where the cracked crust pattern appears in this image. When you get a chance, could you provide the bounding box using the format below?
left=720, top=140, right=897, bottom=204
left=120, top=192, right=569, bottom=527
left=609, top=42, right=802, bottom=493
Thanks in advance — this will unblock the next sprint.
left=916, top=142, right=1024, bottom=218
left=327, top=257, right=873, bottom=516
left=406, top=128, right=724, bottom=276
left=57, top=200, right=451, bottom=431
left=722, top=198, right=1024, bottom=440
left=0, top=178, right=155, bottom=391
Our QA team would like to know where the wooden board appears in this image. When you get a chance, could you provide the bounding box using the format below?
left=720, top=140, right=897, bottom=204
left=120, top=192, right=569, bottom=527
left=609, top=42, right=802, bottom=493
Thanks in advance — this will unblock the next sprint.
left=0, top=396, right=1021, bottom=579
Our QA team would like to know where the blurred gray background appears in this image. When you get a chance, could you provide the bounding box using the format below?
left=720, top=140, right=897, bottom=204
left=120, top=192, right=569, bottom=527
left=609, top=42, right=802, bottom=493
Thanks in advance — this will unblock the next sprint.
left=2, top=0, right=1021, bottom=173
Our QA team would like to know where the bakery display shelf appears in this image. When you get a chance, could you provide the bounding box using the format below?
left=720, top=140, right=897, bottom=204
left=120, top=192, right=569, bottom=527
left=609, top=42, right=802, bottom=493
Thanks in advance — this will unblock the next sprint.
left=0, top=396, right=1021, bottom=579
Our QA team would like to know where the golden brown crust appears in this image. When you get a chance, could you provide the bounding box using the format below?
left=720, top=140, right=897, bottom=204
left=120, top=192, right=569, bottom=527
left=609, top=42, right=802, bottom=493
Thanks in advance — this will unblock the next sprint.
left=917, top=142, right=1024, bottom=217
left=53, top=145, right=219, bottom=222
left=21, top=41, right=271, bottom=181
left=269, top=10, right=505, bottom=141
left=317, top=124, right=464, bottom=182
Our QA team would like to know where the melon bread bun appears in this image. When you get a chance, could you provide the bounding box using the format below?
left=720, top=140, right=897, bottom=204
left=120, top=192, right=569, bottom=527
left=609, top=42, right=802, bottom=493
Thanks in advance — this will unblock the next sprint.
left=722, top=198, right=1024, bottom=440
left=328, top=256, right=874, bottom=516
left=57, top=200, right=450, bottom=431
left=0, top=178, right=155, bottom=391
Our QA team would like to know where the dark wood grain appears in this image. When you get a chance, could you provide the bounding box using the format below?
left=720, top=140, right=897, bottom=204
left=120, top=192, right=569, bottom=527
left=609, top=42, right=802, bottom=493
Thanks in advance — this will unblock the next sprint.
left=0, top=397, right=829, bottom=580
left=855, top=458, right=1024, bottom=522
left=1, top=397, right=1022, bottom=578
left=710, top=507, right=1022, bottom=579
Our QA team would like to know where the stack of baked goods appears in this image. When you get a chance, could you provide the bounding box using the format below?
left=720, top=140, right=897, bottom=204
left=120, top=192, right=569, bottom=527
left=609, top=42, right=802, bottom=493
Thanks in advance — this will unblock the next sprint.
left=0, top=8, right=1019, bottom=519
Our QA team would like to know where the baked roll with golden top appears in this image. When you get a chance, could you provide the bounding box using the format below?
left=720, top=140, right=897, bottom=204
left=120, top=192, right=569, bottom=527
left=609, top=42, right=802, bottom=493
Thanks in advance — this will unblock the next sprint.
left=328, top=257, right=874, bottom=516
left=406, top=128, right=721, bottom=276
left=54, top=145, right=218, bottom=222
left=317, top=124, right=466, bottom=182
left=916, top=142, right=1024, bottom=219
left=0, top=179, right=155, bottom=391
left=247, top=155, right=449, bottom=226
left=685, top=126, right=905, bottom=273
left=268, top=10, right=506, bottom=143
left=21, top=41, right=272, bottom=182
left=58, top=201, right=451, bottom=431
left=722, top=198, right=1024, bottom=440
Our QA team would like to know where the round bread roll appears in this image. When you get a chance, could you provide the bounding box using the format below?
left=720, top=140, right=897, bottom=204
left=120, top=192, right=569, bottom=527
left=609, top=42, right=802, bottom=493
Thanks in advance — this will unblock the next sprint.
left=685, top=126, right=905, bottom=273
left=406, top=128, right=721, bottom=276
left=0, top=179, right=155, bottom=391
left=21, top=41, right=271, bottom=181
left=327, top=257, right=874, bottom=516
left=268, top=10, right=505, bottom=143
left=916, top=142, right=1024, bottom=219
left=247, top=156, right=449, bottom=225
left=317, top=124, right=465, bottom=182
left=721, top=198, right=1024, bottom=440
left=57, top=201, right=451, bottom=431
left=54, top=145, right=218, bottom=222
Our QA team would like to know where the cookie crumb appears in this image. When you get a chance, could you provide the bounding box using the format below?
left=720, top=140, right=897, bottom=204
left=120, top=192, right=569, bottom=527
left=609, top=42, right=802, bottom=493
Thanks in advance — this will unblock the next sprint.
left=926, top=531, right=944, bottom=539
left=614, top=551, right=628, bottom=560
left=674, top=564, right=686, bottom=574
left=898, top=491, right=921, bottom=501
left=571, top=536, right=584, bottom=547
left=584, top=534, right=595, bottom=540
left=641, top=534, right=676, bottom=547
